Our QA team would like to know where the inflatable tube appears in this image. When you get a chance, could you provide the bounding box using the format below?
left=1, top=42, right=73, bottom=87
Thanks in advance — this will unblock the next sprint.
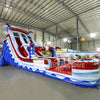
left=0, top=24, right=100, bottom=88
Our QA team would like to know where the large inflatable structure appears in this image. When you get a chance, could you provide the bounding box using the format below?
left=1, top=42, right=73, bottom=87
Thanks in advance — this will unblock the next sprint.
left=0, top=24, right=100, bottom=88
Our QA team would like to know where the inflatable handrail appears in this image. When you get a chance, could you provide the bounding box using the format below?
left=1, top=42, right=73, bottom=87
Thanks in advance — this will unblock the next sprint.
left=21, top=44, right=30, bottom=48
left=6, top=23, right=33, bottom=35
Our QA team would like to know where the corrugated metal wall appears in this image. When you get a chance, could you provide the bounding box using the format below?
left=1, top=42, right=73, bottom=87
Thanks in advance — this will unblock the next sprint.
left=72, top=40, right=100, bottom=52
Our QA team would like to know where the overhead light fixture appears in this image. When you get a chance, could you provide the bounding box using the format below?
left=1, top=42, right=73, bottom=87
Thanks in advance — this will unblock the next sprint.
left=5, top=8, right=8, bottom=11
left=90, top=33, right=96, bottom=38
left=97, top=48, right=100, bottom=52
left=63, top=38, right=68, bottom=42
left=0, top=44, right=3, bottom=47
left=4, top=31, right=7, bottom=34
left=47, top=41, right=51, bottom=44
left=68, top=40, right=71, bottom=43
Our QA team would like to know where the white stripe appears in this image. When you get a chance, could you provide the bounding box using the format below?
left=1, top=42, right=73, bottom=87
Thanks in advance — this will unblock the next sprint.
left=72, top=69, right=99, bottom=73
left=71, top=75, right=99, bottom=81
left=74, top=59, right=99, bottom=62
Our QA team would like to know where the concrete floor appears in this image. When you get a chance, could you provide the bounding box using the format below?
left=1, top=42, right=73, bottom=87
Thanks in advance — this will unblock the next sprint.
left=0, top=66, right=100, bottom=100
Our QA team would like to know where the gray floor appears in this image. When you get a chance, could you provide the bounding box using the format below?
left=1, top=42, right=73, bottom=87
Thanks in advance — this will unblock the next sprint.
left=0, top=66, right=100, bottom=100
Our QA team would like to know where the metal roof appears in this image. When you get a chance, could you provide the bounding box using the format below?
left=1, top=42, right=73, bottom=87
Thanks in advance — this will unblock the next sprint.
left=0, top=0, right=100, bottom=40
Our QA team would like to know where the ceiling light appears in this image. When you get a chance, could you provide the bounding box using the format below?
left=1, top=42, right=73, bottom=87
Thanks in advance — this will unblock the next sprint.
left=0, top=44, right=3, bottom=47
left=63, top=38, right=68, bottom=42
left=90, top=33, right=96, bottom=38
left=68, top=40, right=71, bottom=43
left=47, top=41, right=51, bottom=44
left=5, top=7, right=9, bottom=11
left=97, top=48, right=100, bottom=51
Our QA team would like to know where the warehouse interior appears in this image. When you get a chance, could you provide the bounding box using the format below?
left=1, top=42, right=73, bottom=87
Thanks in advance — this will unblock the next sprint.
left=0, top=0, right=100, bottom=100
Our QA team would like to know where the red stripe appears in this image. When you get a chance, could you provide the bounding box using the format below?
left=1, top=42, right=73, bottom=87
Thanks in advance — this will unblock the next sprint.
left=47, top=64, right=72, bottom=75
left=73, top=62, right=99, bottom=70
left=8, top=34, right=33, bottom=62
left=6, top=23, right=33, bottom=34
left=15, top=38, right=28, bottom=57
left=11, top=27, right=28, bottom=35
left=8, top=34, right=47, bottom=63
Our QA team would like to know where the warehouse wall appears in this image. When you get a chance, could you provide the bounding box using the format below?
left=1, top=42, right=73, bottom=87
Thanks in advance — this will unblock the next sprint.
left=71, top=42, right=77, bottom=50
left=71, top=39, right=100, bottom=52
left=3, top=21, right=100, bottom=52
left=0, top=22, right=6, bottom=44
left=0, top=22, right=65, bottom=48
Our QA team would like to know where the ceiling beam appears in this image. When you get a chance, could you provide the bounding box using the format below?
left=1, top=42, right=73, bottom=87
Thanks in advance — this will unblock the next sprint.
left=56, top=0, right=90, bottom=33
left=45, top=0, right=90, bottom=34
left=0, top=1, right=53, bottom=24
left=0, top=0, right=67, bottom=34
left=45, top=3, right=100, bottom=30
left=44, top=16, right=74, bottom=30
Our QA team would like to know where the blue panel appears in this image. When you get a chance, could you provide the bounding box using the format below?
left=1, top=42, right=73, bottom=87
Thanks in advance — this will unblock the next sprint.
left=0, top=39, right=99, bottom=89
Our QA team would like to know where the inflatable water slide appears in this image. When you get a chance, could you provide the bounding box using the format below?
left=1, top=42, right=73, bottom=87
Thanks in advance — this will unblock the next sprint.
left=0, top=24, right=100, bottom=88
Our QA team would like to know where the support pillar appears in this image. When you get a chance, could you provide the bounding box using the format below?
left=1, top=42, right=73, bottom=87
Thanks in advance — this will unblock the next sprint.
left=76, top=16, right=79, bottom=52
left=34, top=31, right=36, bottom=42
left=80, top=41, right=82, bottom=51
left=49, top=34, right=50, bottom=41
left=93, top=39, right=95, bottom=51
left=42, top=30, right=45, bottom=46
left=66, top=42, right=68, bottom=52
left=56, top=25, right=58, bottom=47
left=71, top=42, right=72, bottom=49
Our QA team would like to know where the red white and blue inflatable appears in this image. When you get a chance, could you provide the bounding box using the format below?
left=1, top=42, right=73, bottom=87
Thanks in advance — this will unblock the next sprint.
left=0, top=24, right=100, bottom=88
